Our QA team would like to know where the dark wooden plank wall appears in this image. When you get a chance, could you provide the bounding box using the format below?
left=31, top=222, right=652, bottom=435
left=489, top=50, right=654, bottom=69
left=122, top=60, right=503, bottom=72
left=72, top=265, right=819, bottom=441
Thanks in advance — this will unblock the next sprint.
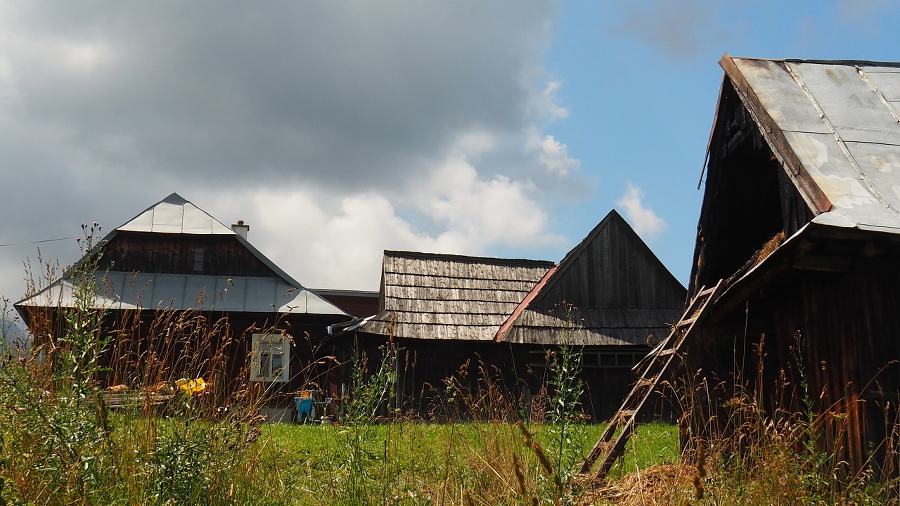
left=100, top=232, right=278, bottom=278
left=532, top=217, right=684, bottom=313
left=685, top=256, right=900, bottom=476
left=57, top=307, right=343, bottom=412
left=337, top=334, right=648, bottom=421
left=691, top=79, right=805, bottom=295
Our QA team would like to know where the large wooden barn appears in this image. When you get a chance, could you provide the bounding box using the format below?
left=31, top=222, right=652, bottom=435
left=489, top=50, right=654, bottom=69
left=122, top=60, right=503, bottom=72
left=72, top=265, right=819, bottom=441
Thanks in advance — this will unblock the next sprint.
left=16, top=193, right=352, bottom=419
left=346, top=210, right=686, bottom=420
left=681, top=54, right=900, bottom=475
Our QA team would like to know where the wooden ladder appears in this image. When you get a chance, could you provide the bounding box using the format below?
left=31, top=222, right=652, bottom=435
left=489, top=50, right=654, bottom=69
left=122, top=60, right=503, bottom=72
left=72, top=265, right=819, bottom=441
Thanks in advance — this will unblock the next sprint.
left=580, top=279, right=724, bottom=479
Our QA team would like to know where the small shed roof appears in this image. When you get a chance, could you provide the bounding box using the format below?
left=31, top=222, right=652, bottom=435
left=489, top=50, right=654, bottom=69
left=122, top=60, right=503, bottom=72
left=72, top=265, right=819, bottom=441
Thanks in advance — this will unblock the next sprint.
left=718, top=54, right=900, bottom=233
left=355, top=250, right=555, bottom=341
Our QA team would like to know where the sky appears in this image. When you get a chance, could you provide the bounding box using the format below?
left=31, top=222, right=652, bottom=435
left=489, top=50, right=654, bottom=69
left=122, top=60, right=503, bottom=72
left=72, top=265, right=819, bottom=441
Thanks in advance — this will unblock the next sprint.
left=1, top=0, right=899, bottom=310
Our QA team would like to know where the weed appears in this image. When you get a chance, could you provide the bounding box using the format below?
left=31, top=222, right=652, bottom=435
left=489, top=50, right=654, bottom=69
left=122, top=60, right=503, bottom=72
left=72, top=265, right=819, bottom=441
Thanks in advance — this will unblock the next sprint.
left=0, top=227, right=282, bottom=504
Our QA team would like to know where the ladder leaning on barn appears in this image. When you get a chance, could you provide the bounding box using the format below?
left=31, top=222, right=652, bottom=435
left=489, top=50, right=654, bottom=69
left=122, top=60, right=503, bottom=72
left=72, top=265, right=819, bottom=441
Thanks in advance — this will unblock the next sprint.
left=580, top=279, right=725, bottom=479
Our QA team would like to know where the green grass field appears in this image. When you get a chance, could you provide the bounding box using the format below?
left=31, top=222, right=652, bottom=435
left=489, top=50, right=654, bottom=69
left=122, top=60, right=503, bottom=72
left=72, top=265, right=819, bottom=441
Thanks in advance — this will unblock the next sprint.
left=255, top=421, right=680, bottom=505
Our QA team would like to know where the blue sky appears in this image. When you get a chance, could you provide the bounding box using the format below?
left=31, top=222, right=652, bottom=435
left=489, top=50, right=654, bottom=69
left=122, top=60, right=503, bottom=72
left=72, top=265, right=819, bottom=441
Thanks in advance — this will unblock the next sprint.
left=536, top=0, right=900, bottom=282
left=0, top=1, right=899, bottom=303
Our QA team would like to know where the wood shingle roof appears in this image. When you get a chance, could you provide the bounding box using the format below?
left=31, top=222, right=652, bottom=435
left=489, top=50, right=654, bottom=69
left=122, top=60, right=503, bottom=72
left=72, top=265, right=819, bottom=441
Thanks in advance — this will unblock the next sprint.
left=356, top=250, right=554, bottom=341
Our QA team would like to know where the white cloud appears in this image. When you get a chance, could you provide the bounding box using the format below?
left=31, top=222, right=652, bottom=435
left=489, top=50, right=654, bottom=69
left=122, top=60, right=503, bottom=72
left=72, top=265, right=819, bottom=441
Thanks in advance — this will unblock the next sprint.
left=532, top=133, right=578, bottom=177
left=198, top=188, right=435, bottom=290
left=197, top=160, right=565, bottom=291
left=528, top=80, right=569, bottom=122
left=616, top=183, right=667, bottom=242
left=414, top=155, right=565, bottom=249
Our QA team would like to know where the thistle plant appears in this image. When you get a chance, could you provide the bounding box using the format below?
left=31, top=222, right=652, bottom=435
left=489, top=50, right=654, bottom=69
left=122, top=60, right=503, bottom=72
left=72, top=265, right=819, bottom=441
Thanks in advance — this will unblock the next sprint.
left=544, top=301, right=586, bottom=489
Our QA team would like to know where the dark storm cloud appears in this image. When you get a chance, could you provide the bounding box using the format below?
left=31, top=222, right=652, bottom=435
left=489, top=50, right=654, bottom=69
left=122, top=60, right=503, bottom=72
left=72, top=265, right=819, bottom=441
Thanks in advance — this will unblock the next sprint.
left=0, top=0, right=566, bottom=299
left=4, top=1, right=555, bottom=189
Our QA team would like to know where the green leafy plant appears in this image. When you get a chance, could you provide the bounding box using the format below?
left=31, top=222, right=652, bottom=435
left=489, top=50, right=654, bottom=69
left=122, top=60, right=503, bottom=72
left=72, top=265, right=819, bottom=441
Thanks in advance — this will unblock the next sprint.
left=544, top=301, right=586, bottom=489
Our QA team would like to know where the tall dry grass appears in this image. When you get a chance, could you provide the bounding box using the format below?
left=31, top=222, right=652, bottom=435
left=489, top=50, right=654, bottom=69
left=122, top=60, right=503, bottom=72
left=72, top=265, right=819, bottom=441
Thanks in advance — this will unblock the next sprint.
left=0, top=228, right=284, bottom=505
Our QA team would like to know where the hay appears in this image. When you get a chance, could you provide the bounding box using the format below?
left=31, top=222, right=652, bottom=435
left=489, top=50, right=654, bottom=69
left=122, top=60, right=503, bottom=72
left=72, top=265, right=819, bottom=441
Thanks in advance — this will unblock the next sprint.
left=582, top=464, right=697, bottom=505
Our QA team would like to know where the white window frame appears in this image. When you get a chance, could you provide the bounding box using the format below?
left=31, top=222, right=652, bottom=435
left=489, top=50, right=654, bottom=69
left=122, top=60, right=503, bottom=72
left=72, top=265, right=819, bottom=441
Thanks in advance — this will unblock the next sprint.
left=251, top=332, right=290, bottom=383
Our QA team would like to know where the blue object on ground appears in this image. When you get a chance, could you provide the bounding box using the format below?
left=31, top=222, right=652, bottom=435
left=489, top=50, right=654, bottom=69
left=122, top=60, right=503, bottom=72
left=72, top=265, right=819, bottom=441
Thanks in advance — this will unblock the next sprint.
left=294, top=396, right=314, bottom=422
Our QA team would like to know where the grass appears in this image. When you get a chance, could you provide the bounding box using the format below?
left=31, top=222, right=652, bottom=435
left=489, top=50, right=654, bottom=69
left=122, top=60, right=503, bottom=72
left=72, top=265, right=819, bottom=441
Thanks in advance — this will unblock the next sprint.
left=258, top=421, right=679, bottom=505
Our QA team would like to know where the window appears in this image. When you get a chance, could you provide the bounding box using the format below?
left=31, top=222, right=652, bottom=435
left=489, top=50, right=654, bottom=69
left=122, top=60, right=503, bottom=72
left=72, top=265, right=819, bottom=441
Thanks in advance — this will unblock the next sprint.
left=193, top=248, right=204, bottom=273
left=251, top=332, right=290, bottom=382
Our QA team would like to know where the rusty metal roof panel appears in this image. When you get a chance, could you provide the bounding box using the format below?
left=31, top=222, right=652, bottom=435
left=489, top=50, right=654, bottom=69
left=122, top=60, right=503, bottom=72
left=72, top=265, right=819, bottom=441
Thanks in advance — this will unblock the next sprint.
left=725, top=55, right=900, bottom=234
left=733, top=58, right=831, bottom=134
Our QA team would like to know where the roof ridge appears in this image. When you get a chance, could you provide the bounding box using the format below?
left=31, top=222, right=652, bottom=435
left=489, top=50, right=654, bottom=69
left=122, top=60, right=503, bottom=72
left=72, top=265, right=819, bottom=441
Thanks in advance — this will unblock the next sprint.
left=383, top=249, right=555, bottom=267
left=729, top=54, right=900, bottom=68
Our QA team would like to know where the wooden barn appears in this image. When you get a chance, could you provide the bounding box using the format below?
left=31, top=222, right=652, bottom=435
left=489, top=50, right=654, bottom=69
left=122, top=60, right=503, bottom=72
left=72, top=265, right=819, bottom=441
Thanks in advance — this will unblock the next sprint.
left=678, top=54, right=900, bottom=475
left=16, top=193, right=352, bottom=420
left=345, top=210, right=686, bottom=420
left=497, top=209, right=686, bottom=418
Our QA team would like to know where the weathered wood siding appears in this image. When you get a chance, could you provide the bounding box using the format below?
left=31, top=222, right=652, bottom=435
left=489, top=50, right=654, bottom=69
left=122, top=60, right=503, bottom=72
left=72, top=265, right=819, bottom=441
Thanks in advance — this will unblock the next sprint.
left=532, top=212, right=684, bottom=312
left=338, top=333, right=651, bottom=421
left=100, top=231, right=278, bottom=278
left=685, top=244, right=900, bottom=476
left=691, top=78, right=814, bottom=295
left=505, top=211, right=686, bottom=346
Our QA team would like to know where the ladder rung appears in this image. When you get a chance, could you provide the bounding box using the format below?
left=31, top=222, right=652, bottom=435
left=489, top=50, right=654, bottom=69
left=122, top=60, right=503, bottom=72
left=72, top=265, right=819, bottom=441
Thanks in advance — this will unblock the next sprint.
left=675, top=316, right=697, bottom=328
left=697, top=286, right=717, bottom=298
left=583, top=277, right=726, bottom=480
left=635, top=377, right=655, bottom=388
left=617, top=409, right=635, bottom=420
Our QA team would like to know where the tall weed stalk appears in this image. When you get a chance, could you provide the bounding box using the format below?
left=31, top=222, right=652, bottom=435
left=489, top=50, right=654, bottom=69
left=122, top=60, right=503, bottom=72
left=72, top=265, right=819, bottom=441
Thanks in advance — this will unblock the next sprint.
left=337, top=342, right=398, bottom=505
left=544, top=301, right=586, bottom=489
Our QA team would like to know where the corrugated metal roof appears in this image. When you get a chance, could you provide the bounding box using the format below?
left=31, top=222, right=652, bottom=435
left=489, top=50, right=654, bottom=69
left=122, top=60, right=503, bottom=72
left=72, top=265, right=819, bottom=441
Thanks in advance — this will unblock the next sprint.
left=722, top=55, right=900, bottom=233
left=356, top=251, right=554, bottom=341
left=17, top=272, right=344, bottom=314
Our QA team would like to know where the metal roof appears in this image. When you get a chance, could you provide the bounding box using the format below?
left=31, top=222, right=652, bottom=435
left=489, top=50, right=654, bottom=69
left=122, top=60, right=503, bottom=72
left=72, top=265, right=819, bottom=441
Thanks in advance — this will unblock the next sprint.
left=16, top=193, right=349, bottom=317
left=721, top=54, right=900, bottom=234
left=17, top=272, right=344, bottom=314
left=117, top=192, right=235, bottom=234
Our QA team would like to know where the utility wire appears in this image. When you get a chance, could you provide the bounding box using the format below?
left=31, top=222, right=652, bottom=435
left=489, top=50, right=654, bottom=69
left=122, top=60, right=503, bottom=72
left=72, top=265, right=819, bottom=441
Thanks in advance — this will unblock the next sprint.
left=0, top=236, right=79, bottom=248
